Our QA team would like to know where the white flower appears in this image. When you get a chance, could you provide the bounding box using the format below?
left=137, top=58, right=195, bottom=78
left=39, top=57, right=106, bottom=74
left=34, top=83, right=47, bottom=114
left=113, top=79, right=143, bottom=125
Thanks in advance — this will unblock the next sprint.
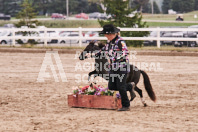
left=87, top=86, right=94, bottom=92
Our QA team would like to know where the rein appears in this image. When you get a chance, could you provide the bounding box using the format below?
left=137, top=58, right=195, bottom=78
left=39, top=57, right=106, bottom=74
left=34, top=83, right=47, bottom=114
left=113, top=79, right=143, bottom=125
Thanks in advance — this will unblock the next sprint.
left=85, top=52, right=95, bottom=59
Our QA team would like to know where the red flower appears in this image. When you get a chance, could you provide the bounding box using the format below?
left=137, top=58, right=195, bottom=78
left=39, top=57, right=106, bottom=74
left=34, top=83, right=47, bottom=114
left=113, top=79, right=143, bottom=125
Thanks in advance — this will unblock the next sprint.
left=81, top=85, right=89, bottom=91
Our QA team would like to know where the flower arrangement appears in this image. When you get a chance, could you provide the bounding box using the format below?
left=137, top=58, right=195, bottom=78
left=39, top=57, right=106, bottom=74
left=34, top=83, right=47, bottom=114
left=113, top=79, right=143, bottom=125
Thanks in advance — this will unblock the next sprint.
left=72, top=84, right=121, bottom=98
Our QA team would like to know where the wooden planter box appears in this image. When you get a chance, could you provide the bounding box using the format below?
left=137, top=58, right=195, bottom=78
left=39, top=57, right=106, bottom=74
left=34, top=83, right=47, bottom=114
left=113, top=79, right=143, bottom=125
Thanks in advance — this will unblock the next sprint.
left=68, top=94, right=122, bottom=110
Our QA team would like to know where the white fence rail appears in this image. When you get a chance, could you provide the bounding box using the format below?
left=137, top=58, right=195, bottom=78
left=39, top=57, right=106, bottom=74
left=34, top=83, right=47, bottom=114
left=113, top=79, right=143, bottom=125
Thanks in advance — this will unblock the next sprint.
left=0, top=27, right=198, bottom=48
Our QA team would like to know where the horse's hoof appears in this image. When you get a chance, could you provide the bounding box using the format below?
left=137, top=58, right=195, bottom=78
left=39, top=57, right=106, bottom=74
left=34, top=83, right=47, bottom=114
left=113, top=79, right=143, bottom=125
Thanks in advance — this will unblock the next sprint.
left=130, top=92, right=136, bottom=102
left=144, top=103, right=147, bottom=107
left=130, top=94, right=136, bottom=101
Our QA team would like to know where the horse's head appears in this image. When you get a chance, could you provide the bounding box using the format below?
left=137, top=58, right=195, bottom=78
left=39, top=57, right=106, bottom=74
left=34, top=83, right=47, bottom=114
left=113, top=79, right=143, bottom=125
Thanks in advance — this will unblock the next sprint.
left=79, top=41, right=105, bottom=60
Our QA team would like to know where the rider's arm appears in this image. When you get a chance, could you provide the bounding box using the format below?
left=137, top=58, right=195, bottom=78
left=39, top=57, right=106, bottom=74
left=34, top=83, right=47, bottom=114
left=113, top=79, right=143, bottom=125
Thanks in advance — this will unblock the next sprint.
left=115, top=40, right=129, bottom=62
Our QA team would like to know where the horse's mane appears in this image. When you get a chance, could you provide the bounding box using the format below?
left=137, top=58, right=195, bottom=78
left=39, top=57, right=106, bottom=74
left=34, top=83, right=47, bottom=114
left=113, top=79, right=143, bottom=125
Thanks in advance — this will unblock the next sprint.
left=89, top=41, right=105, bottom=50
left=97, top=41, right=105, bottom=49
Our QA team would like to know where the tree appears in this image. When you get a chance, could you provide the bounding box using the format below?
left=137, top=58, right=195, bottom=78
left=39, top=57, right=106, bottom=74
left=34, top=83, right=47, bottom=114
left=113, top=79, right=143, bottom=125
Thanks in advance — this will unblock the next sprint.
left=87, top=2, right=100, bottom=13
left=0, top=0, right=101, bottom=17
left=16, top=0, right=40, bottom=28
left=195, top=0, right=198, bottom=10
left=47, top=0, right=66, bottom=14
left=16, top=0, right=41, bottom=44
left=171, top=0, right=195, bottom=13
left=162, top=0, right=171, bottom=14
left=153, top=1, right=160, bottom=14
left=99, top=0, right=149, bottom=47
left=171, top=0, right=182, bottom=13
left=33, top=0, right=51, bottom=15
left=130, top=0, right=149, bottom=13
left=0, top=0, right=22, bottom=17
left=87, top=0, right=106, bottom=12
left=142, top=2, right=151, bottom=13
left=45, top=0, right=97, bottom=15
left=182, top=0, right=195, bottom=13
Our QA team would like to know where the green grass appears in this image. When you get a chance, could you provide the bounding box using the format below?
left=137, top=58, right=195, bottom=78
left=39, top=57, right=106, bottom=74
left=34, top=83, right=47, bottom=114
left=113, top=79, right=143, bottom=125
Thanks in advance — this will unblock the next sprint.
left=1, top=10, right=198, bottom=27
left=0, top=19, right=100, bottom=28
left=1, top=19, right=197, bottom=28
left=39, top=20, right=100, bottom=28
left=143, top=14, right=176, bottom=20
left=41, top=20, right=197, bottom=28
left=1, top=11, right=198, bottom=28
left=185, top=10, right=198, bottom=15
left=36, top=15, right=50, bottom=18
left=10, top=15, right=50, bottom=20
left=0, top=21, right=16, bottom=27
left=129, top=46, right=198, bottom=52
left=146, top=22, right=198, bottom=27
left=142, top=10, right=198, bottom=21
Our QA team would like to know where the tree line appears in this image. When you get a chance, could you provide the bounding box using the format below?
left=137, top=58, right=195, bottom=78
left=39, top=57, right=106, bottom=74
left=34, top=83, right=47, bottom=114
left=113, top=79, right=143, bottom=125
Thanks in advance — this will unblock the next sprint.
left=132, top=0, right=198, bottom=14
left=10, top=0, right=148, bottom=47
left=0, top=0, right=100, bottom=17
left=0, top=0, right=198, bottom=17
left=162, top=0, right=198, bottom=14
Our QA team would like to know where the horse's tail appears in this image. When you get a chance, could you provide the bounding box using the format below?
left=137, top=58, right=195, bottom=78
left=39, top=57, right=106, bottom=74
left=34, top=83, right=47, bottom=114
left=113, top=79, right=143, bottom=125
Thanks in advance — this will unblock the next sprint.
left=140, top=70, right=156, bottom=102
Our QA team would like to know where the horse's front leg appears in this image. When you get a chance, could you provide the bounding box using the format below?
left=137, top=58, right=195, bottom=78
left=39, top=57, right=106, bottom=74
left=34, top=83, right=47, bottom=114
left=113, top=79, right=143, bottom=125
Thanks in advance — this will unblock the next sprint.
left=88, top=70, right=98, bottom=81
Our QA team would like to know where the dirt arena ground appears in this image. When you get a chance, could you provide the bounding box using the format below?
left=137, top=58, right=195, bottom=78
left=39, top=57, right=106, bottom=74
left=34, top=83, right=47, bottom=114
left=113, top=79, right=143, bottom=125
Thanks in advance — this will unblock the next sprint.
left=0, top=49, right=198, bottom=132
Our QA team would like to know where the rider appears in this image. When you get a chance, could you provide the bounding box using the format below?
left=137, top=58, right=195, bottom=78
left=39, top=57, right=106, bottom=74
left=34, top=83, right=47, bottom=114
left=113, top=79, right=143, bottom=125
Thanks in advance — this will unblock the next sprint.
left=96, top=24, right=136, bottom=111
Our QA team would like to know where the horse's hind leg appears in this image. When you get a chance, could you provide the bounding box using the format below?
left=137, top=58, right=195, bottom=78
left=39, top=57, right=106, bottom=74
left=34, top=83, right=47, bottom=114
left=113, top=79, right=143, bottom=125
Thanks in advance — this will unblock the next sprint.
left=129, top=82, right=136, bottom=101
left=135, top=86, right=147, bottom=107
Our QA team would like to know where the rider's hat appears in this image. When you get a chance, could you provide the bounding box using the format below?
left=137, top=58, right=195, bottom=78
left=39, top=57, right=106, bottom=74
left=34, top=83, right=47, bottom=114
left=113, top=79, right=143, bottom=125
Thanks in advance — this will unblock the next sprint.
left=99, top=24, right=120, bottom=35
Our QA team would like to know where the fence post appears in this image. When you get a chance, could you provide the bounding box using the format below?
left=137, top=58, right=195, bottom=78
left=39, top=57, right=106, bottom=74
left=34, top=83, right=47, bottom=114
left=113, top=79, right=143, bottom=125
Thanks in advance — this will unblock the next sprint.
left=197, top=34, right=198, bottom=43
left=12, top=28, right=15, bottom=46
left=157, top=27, right=160, bottom=48
left=44, top=28, right=47, bottom=46
left=79, top=27, right=82, bottom=47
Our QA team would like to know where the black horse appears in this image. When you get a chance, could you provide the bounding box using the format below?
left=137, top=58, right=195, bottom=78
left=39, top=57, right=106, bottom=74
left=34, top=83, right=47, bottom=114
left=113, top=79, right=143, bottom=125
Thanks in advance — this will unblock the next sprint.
left=79, top=41, right=156, bottom=106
